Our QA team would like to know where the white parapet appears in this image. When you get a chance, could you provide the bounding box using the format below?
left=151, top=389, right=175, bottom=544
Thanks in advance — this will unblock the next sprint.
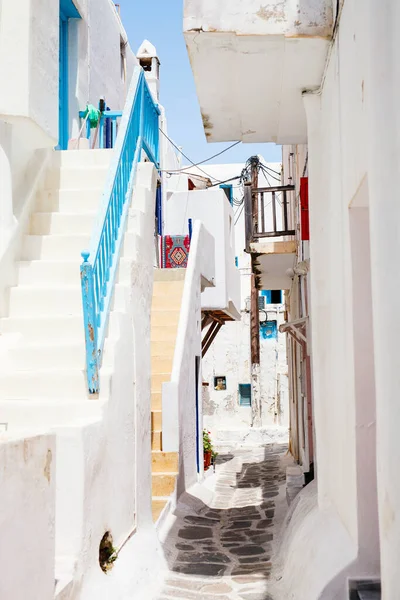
left=184, top=0, right=333, bottom=144
left=0, top=432, right=56, bottom=600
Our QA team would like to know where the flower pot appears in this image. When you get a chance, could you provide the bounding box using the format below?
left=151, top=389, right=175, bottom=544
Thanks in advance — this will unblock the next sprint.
left=204, top=451, right=212, bottom=471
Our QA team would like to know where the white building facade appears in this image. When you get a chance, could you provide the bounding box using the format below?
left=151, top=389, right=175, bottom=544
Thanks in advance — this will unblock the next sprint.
left=184, top=0, right=397, bottom=598
left=170, top=161, right=290, bottom=444
left=0, top=3, right=242, bottom=599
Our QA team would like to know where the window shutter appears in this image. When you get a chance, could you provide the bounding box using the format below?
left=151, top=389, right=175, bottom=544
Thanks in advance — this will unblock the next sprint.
left=300, top=177, right=309, bottom=241
left=239, top=384, right=252, bottom=407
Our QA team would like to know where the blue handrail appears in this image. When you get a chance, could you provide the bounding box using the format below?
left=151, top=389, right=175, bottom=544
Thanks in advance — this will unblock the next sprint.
left=80, top=67, right=160, bottom=393
left=79, top=110, right=123, bottom=149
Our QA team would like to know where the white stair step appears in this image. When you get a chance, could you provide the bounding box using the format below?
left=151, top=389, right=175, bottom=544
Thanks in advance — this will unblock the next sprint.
left=36, top=189, right=103, bottom=213
left=9, top=285, right=82, bottom=316
left=0, top=315, right=84, bottom=341
left=45, top=166, right=109, bottom=190
left=17, top=259, right=131, bottom=285
left=21, top=234, right=90, bottom=260
left=6, top=341, right=114, bottom=370
left=0, top=369, right=112, bottom=400
left=17, top=261, right=80, bottom=285
left=7, top=342, right=86, bottom=370
left=0, top=399, right=104, bottom=429
left=0, top=313, right=120, bottom=342
left=30, top=212, right=95, bottom=235
left=53, top=149, right=113, bottom=168
left=9, top=284, right=128, bottom=317
left=22, top=232, right=136, bottom=261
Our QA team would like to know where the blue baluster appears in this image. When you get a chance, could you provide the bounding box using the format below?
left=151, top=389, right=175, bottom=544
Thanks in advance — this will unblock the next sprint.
left=112, top=118, right=117, bottom=147
left=80, top=66, right=161, bottom=393
left=99, top=116, right=104, bottom=149
left=80, top=251, right=99, bottom=393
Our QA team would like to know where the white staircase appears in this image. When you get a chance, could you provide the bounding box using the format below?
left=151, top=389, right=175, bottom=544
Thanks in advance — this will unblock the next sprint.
left=0, top=149, right=134, bottom=426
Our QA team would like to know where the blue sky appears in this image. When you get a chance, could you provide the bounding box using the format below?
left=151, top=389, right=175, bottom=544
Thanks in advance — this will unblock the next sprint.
left=117, top=0, right=281, bottom=166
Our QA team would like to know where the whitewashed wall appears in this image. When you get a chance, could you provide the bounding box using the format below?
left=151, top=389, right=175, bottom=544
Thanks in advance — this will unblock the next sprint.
left=274, top=0, right=382, bottom=597
left=69, top=0, right=138, bottom=139
left=165, top=187, right=240, bottom=318
left=163, top=222, right=215, bottom=496
left=0, top=433, right=56, bottom=600
left=171, top=160, right=289, bottom=442
left=202, top=295, right=289, bottom=440
left=0, top=0, right=138, bottom=316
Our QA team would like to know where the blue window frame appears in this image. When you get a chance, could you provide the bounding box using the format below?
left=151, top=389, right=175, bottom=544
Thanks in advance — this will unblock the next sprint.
left=220, top=184, right=233, bottom=206
left=239, top=384, right=252, bottom=407
left=59, top=0, right=81, bottom=150
left=261, top=290, right=282, bottom=304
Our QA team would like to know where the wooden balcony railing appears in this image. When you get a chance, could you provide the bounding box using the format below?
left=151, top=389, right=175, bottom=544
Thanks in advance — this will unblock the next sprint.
left=245, top=184, right=296, bottom=251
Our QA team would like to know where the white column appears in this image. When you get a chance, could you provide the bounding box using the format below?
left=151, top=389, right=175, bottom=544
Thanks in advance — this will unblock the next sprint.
left=0, top=133, right=14, bottom=253
left=367, top=0, right=400, bottom=595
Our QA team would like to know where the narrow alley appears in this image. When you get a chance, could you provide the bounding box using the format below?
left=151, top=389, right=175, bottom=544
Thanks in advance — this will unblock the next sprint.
left=156, top=445, right=289, bottom=600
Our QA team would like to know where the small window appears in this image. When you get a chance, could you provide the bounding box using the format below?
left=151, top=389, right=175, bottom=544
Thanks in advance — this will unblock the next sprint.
left=219, top=184, right=233, bottom=205
left=239, top=384, right=251, bottom=407
left=214, top=376, right=226, bottom=391
left=261, top=290, right=282, bottom=304
left=258, top=295, right=266, bottom=310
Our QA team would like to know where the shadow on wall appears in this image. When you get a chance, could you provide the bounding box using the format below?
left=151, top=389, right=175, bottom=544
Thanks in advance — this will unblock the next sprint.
left=160, top=445, right=287, bottom=597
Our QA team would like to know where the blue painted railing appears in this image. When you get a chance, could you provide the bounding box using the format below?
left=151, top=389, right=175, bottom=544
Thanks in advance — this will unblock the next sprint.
left=81, top=67, right=160, bottom=393
left=79, top=109, right=123, bottom=149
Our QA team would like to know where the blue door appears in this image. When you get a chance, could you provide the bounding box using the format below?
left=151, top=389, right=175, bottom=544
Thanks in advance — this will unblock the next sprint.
left=58, top=14, right=68, bottom=150
left=59, top=0, right=81, bottom=150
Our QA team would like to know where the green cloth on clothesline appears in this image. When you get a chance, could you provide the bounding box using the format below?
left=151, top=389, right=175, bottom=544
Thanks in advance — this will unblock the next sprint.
left=83, top=104, right=101, bottom=129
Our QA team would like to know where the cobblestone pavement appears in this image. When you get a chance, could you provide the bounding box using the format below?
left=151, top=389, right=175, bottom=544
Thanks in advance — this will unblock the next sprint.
left=156, top=444, right=287, bottom=600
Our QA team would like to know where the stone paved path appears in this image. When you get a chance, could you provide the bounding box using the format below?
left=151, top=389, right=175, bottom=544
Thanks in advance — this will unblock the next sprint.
left=156, top=444, right=287, bottom=600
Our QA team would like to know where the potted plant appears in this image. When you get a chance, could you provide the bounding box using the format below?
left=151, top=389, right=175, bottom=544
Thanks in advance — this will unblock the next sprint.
left=203, top=429, right=214, bottom=471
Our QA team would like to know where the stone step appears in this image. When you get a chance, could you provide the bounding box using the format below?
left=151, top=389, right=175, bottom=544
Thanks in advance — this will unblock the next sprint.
left=151, top=430, right=162, bottom=451
left=152, top=473, right=177, bottom=497
left=151, top=324, right=179, bottom=342
left=151, top=410, right=162, bottom=431
left=151, top=310, right=180, bottom=327
left=151, top=392, right=162, bottom=410
left=152, top=294, right=183, bottom=311
left=154, top=269, right=186, bottom=282
left=151, top=340, right=176, bottom=356
left=151, top=373, right=171, bottom=393
left=151, top=451, right=178, bottom=473
left=153, top=280, right=185, bottom=294
left=152, top=498, right=169, bottom=522
left=151, top=356, right=174, bottom=374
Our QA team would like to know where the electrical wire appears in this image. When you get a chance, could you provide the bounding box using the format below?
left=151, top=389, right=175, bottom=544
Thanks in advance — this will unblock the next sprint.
left=166, top=140, right=241, bottom=172
left=158, top=129, right=241, bottom=181
left=262, top=164, right=282, bottom=179
left=234, top=204, right=244, bottom=225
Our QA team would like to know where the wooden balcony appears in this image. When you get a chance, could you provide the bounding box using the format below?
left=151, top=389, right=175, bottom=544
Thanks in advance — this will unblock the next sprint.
left=244, top=184, right=297, bottom=290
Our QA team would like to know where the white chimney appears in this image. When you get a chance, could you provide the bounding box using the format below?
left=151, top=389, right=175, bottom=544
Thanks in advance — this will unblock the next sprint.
left=136, top=39, right=160, bottom=101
